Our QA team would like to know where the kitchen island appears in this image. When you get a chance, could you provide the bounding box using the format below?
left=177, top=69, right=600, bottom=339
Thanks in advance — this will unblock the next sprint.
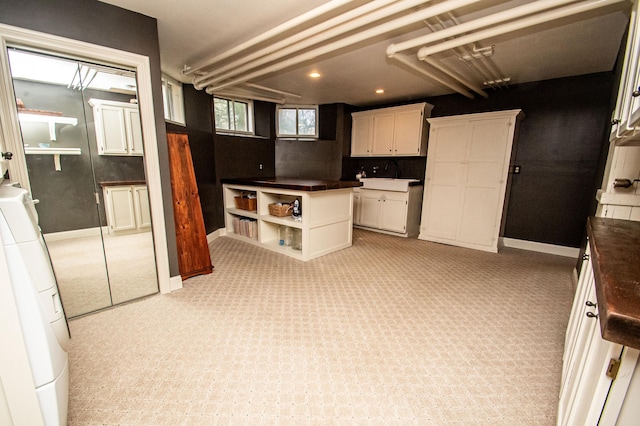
left=222, top=179, right=361, bottom=261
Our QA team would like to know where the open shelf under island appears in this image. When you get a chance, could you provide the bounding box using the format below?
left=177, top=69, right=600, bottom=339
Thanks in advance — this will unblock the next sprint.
left=222, top=179, right=361, bottom=261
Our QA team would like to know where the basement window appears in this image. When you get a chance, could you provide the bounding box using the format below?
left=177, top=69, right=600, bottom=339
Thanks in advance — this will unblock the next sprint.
left=161, top=75, right=185, bottom=125
left=276, top=105, right=318, bottom=139
left=214, top=96, right=254, bottom=135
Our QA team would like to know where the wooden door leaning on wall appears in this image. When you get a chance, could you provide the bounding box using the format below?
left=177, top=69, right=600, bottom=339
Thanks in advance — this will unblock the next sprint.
left=167, top=132, right=213, bottom=280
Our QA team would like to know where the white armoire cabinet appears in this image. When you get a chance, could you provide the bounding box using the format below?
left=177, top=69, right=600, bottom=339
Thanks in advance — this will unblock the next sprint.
left=419, top=110, right=523, bottom=252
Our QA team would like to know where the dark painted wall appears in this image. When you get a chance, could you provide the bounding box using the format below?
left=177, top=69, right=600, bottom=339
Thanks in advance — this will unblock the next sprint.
left=170, top=88, right=276, bottom=232
left=14, top=80, right=144, bottom=233
left=0, top=0, right=179, bottom=275
left=289, top=73, right=615, bottom=248
left=421, top=73, right=614, bottom=248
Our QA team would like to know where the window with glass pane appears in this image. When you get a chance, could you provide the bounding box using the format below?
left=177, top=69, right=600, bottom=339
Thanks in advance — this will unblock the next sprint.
left=214, top=96, right=253, bottom=134
left=277, top=106, right=318, bottom=138
left=162, top=75, right=185, bottom=125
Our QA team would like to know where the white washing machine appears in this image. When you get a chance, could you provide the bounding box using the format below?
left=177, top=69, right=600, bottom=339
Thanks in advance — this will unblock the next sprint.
left=0, top=184, right=70, bottom=425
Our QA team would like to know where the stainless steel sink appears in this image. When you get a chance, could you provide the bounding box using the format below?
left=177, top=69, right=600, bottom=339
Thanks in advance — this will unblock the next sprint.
left=359, top=178, right=420, bottom=192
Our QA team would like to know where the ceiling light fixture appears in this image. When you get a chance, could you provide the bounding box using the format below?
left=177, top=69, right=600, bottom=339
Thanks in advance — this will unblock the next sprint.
left=309, top=72, right=321, bottom=78
left=375, top=89, right=385, bottom=94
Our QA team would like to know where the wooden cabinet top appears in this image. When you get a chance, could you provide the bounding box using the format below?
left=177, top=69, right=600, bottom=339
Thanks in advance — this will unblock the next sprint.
left=587, top=217, right=640, bottom=349
left=222, top=178, right=361, bottom=192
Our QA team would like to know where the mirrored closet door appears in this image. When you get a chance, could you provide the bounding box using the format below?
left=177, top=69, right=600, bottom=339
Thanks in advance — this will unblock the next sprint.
left=7, top=48, right=158, bottom=318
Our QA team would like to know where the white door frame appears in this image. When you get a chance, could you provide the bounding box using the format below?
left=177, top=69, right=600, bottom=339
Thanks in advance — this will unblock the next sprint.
left=0, top=23, right=175, bottom=295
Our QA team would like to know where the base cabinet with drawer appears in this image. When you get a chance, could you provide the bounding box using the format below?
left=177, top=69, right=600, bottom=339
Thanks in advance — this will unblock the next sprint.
left=353, top=186, right=423, bottom=237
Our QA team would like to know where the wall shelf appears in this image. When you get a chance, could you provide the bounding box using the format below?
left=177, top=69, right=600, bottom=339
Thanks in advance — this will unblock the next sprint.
left=23, top=146, right=81, bottom=171
left=18, top=113, right=78, bottom=141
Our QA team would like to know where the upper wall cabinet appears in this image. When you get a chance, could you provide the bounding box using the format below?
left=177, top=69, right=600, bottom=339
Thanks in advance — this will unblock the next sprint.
left=610, top=0, right=640, bottom=146
left=89, top=98, right=143, bottom=156
left=351, top=102, right=434, bottom=157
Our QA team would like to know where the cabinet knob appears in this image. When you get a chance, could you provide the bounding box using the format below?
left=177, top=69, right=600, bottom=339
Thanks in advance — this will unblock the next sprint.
left=633, top=88, right=640, bottom=97
left=586, top=311, right=598, bottom=319
left=585, top=301, right=596, bottom=307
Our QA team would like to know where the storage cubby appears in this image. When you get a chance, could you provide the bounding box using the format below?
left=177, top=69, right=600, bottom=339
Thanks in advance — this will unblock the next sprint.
left=223, top=183, right=353, bottom=261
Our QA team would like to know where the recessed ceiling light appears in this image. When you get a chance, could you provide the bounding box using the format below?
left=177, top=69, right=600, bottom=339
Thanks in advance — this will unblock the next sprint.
left=309, top=72, right=321, bottom=78
left=375, top=89, right=385, bottom=94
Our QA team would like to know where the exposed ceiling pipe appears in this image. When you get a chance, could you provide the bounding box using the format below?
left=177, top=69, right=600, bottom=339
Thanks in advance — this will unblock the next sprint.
left=182, top=0, right=354, bottom=78
left=205, top=0, right=482, bottom=93
left=422, top=56, right=488, bottom=97
left=193, top=0, right=403, bottom=89
left=417, top=0, right=628, bottom=60
left=391, top=53, right=475, bottom=98
left=386, top=0, right=580, bottom=57
left=207, top=87, right=286, bottom=104
left=243, top=83, right=302, bottom=99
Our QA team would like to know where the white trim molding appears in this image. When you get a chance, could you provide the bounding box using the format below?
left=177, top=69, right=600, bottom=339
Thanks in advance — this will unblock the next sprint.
left=501, top=237, right=580, bottom=258
left=0, top=23, right=172, bottom=295
left=207, top=228, right=226, bottom=245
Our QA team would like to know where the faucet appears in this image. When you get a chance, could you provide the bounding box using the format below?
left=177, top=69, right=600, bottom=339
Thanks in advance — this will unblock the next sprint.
left=384, top=159, right=400, bottom=179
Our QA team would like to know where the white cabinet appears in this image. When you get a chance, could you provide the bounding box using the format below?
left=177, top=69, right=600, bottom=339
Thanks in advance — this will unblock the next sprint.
left=89, top=98, right=143, bottom=156
left=419, top=110, right=523, bottom=253
left=610, top=0, right=640, bottom=145
left=103, top=184, right=150, bottom=233
left=351, top=102, right=433, bottom=157
left=223, top=184, right=354, bottom=261
left=354, top=186, right=423, bottom=237
left=558, top=245, right=640, bottom=425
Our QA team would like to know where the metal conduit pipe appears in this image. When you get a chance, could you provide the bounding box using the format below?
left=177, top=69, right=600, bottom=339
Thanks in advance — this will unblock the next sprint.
left=417, top=0, right=627, bottom=60
left=386, top=0, right=579, bottom=57
left=391, top=53, right=475, bottom=98
left=193, top=0, right=403, bottom=88
left=205, top=0, right=482, bottom=93
left=422, top=56, right=488, bottom=97
left=183, top=0, right=354, bottom=77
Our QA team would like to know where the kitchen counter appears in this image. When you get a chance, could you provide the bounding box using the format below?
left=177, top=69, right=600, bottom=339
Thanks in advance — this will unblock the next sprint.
left=99, top=180, right=146, bottom=187
left=222, top=178, right=361, bottom=191
left=587, top=217, right=640, bottom=350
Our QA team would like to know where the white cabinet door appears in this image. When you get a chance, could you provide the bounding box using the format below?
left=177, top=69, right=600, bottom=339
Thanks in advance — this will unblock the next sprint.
left=393, top=108, right=424, bottom=155
left=371, top=112, right=395, bottom=155
left=105, top=186, right=136, bottom=232
left=126, top=108, right=144, bottom=156
left=351, top=115, right=373, bottom=156
left=133, top=185, right=151, bottom=228
left=360, top=191, right=381, bottom=228
left=380, top=193, right=407, bottom=233
left=353, top=190, right=362, bottom=225
left=97, top=105, right=128, bottom=155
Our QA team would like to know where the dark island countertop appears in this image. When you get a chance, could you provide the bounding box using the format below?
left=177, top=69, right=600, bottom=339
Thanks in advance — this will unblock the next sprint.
left=587, top=217, right=640, bottom=350
left=222, top=178, right=362, bottom=191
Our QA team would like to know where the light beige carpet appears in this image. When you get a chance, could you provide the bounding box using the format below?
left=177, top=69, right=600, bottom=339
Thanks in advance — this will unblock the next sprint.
left=67, top=229, right=575, bottom=425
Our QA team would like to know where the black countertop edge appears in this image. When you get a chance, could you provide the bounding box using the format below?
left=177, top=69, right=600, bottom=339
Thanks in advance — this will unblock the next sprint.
left=587, top=217, right=640, bottom=350
left=222, top=178, right=362, bottom=191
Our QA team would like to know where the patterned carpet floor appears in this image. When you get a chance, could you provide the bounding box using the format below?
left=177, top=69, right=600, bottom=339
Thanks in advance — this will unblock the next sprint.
left=67, top=229, right=575, bottom=425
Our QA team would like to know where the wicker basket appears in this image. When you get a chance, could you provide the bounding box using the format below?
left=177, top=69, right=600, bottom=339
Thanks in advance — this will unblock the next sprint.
left=268, top=203, right=292, bottom=217
left=234, top=193, right=257, bottom=211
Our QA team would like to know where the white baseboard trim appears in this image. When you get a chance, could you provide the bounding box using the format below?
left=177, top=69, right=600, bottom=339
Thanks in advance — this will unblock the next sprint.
left=168, top=275, right=183, bottom=293
left=43, top=226, right=109, bottom=241
left=207, top=228, right=226, bottom=244
left=501, top=238, right=579, bottom=258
